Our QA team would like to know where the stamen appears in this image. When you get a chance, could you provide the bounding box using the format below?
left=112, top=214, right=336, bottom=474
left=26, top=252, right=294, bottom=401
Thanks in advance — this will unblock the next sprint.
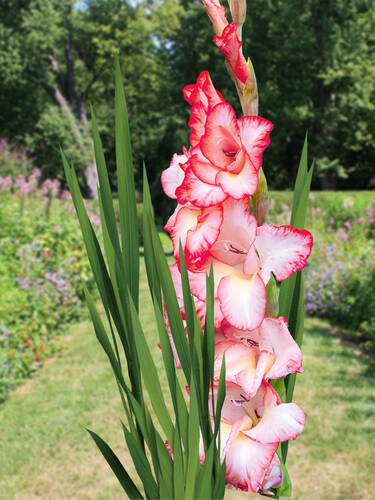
left=231, top=393, right=250, bottom=406
left=221, top=240, right=247, bottom=254
left=245, top=338, right=259, bottom=348
left=229, top=244, right=246, bottom=255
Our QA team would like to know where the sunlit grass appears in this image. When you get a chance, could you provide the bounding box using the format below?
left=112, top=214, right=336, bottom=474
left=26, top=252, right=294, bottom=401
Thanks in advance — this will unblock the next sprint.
left=0, top=259, right=374, bottom=499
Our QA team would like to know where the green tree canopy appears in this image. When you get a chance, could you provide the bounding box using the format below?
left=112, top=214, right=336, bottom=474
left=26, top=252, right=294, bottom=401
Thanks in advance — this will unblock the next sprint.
left=0, top=0, right=374, bottom=204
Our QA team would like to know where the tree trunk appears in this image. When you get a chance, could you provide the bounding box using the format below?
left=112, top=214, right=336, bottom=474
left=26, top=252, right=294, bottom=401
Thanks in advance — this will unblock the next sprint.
left=84, top=158, right=99, bottom=199
left=46, top=53, right=98, bottom=199
left=321, top=170, right=337, bottom=190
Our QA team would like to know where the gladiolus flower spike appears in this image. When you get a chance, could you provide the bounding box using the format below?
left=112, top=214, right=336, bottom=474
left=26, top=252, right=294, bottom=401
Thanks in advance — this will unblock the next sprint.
left=161, top=0, right=313, bottom=495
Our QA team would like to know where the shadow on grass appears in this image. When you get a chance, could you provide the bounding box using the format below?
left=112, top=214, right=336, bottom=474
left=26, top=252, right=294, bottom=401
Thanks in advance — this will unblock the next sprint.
left=307, top=317, right=375, bottom=373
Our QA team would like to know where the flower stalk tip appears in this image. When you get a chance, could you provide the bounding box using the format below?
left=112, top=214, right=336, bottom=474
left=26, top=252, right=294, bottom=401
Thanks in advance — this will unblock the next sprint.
left=228, top=0, right=247, bottom=40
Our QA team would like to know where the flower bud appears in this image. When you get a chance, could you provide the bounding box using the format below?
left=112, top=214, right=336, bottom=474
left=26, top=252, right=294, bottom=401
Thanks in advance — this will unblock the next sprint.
left=265, top=275, right=279, bottom=317
left=252, top=167, right=268, bottom=226
left=241, top=57, right=258, bottom=116
left=201, top=0, right=228, bottom=35
left=228, top=0, right=247, bottom=40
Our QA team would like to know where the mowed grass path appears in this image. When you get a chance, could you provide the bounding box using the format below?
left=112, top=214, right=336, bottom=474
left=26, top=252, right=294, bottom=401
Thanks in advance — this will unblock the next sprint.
left=1, top=260, right=375, bottom=500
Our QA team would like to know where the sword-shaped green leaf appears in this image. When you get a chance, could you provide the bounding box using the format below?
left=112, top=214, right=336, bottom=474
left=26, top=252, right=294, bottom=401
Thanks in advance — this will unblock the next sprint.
left=122, top=422, right=159, bottom=499
left=87, top=430, right=143, bottom=499
left=128, top=292, right=174, bottom=442
left=185, top=378, right=200, bottom=499
left=172, top=424, right=185, bottom=500
left=142, top=166, right=162, bottom=310
left=143, top=171, right=191, bottom=382
left=195, top=441, right=214, bottom=499
left=91, top=106, right=122, bottom=260
left=115, top=58, right=139, bottom=310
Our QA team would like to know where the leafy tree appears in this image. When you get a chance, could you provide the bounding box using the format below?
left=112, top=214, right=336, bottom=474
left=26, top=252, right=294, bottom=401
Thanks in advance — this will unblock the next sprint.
left=0, top=0, right=374, bottom=198
left=0, top=0, right=158, bottom=196
left=242, top=0, right=375, bottom=189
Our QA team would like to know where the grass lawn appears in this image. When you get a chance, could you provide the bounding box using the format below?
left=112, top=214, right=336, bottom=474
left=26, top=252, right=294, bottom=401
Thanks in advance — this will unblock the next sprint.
left=0, top=259, right=374, bottom=500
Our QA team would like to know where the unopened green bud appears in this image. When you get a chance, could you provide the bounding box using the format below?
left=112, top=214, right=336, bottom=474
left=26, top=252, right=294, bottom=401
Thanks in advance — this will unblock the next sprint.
left=241, top=58, right=258, bottom=116
left=252, top=167, right=268, bottom=226
left=228, top=0, right=247, bottom=40
left=266, top=275, right=279, bottom=317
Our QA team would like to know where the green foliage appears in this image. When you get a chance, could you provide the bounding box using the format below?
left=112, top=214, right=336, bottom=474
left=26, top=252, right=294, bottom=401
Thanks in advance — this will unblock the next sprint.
left=65, top=62, right=226, bottom=499
left=243, top=0, right=375, bottom=189
left=305, top=234, right=375, bottom=351
left=25, top=105, right=91, bottom=184
left=0, top=139, right=33, bottom=178
left=1, top=0, right=374, bottom=197
left=0, top=191, right=95, bottom=403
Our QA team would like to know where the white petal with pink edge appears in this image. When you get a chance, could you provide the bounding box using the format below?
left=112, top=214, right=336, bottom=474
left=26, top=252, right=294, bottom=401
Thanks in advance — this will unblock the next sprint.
left=190, top=148, right=219, bottom=185
left=260, top=317, right=303, bottom=380
left=201, top=102, right=241, bottom=169
left=161, top=153, right=188, bottom=199
left=225, top=433, right=278, bottom=492
left=216, top=154, right=258, bottom=199
left=167, top=205, right=200, bottom=258
left=175, top=166, right=227, bottom=208
left=245, top=402, right=306, bottom=444
left=214, top=341, right=258, bottom=396
left=186, top=205, right=223, bottom=257
left=255, top=224, right=313, bottom=283
left=238, top=116, right=273, bottom=171
left=218, top=273, right=266, bottom=331
left=210, top=197, right=257, bottom=267
left=261, top=453, right=283, bottom=492
left=243, top=244, right=261, bottom=275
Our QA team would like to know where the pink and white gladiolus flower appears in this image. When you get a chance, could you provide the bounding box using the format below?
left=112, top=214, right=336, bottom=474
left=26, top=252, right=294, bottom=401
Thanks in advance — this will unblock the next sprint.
left=162, top=72, right=273, bottom=206
left=161, top=3, right=313, bottom=490
left=166, top=197, right=312, bottom=331
left=201, top=382, right=305, bottom=493
left=214, top=316, right=303, bottom=398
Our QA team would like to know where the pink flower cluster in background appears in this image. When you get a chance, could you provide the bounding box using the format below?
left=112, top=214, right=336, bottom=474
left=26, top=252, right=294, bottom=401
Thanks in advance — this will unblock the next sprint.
left=0, top=171, right=100, bottom=227
left=160, top=1, right=313, bottom=493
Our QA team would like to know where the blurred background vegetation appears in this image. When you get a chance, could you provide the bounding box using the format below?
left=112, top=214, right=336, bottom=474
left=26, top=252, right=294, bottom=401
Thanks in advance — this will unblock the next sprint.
left=0, top=0, right=374, bottom=217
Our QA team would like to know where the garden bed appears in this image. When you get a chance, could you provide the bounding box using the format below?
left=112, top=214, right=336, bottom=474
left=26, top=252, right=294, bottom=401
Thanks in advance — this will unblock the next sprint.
left=0, top=188, right=96, bottom=402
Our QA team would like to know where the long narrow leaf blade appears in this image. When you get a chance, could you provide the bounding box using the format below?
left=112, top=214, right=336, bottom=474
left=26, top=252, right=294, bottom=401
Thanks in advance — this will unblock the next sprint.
left=122, top=423, right=159, bottom=499
left=87, top=430, right=143, bottom=499
left=115, top=58, right=139, bottom=309
left=91, top=106, right=122, bottom=258
left=128, top=293, right=174, bottom=441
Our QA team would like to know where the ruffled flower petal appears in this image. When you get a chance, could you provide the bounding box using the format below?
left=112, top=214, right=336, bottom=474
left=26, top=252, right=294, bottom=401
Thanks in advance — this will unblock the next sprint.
left=238, top=116, right=273, bottom=172
left=225, top=432, right=277, bottom=492
left=255, top=224, right=313, bottom=284
left=213, top=23, right=250, bottom=84
left=210, top=197, right=257, bottom=266
left=161, top=153, right=188, bottom=199
left=214, top=341, right=258, bottom=397
left=260, top=317, right=303, bottom=380
left=244, top=401, right=306, bottom=444
left=186, top=205, right=223, bottom=257
left=176, top=166, right=227, bottom=208
left=261, top=453, right=283, bottom=492
left=201, top=102, right=241, bottom=169
left=218, top=272, right=266, bottom=331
